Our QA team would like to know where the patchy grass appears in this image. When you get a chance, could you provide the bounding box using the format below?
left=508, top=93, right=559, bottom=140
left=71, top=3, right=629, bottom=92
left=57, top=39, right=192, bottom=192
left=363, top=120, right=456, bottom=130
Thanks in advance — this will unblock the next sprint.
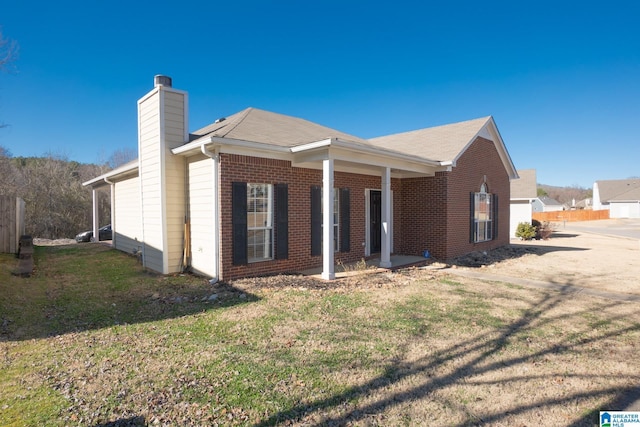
left=1, top=245, right=640, bottom=426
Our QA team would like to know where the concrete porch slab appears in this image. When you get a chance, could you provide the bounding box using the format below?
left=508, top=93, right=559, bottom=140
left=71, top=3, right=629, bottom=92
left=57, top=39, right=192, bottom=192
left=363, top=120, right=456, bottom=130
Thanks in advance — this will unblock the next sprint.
left=299, top=255, right=430, bottom=279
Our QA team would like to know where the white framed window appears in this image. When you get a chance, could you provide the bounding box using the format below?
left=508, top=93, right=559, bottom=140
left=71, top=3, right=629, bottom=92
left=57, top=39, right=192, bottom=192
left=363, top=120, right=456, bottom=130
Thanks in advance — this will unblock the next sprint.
left=473, top=183, right=493, bottom=242
left=247, top=183, right=273, bottom=262
left=321, top=188, right=340, bottom=252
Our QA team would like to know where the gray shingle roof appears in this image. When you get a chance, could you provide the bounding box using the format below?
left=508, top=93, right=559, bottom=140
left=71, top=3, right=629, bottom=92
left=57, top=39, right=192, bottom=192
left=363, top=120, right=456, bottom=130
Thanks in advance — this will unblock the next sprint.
left=538, top=196, right=562, bottom=206
left=368, top=116, right=492, bottom=162
left=596, top=179, right=640, bottom=202
left=190, top=107, right=369, bottom=147
left=511, top=169, right=537, bottom=199
left=610, top=185, right=640, bottom=202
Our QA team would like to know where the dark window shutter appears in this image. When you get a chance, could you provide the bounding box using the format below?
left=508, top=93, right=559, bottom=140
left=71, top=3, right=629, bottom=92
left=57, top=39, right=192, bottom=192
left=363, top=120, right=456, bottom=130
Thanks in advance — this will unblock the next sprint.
left=311, top=186, right=322, bottom=256
left=340, top=188, right=350, bottom=252
left=232, top=182, right=248, bottom=265
left=492, top=194, right=499, bottom=240
left=275, top=184, right=288, bottom=259
left=469, top=192, right=476, bottom=243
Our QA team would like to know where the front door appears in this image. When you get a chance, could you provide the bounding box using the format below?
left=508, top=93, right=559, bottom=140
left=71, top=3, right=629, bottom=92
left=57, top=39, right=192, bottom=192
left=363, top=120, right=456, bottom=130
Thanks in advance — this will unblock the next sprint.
left=370, top=190, right=381, bottom=253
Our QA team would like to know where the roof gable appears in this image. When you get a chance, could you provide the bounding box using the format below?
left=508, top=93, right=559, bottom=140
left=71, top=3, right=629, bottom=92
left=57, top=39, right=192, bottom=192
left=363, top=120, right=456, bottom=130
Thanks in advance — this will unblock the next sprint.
left=368, top=116, right=517, bottom=178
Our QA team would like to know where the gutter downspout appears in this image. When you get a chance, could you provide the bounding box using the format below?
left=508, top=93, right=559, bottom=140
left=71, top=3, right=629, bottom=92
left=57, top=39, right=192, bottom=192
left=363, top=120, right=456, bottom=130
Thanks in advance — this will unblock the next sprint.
left=201, top=144, right=220, bottom=284
left=104, top=177, right=115, bottom=247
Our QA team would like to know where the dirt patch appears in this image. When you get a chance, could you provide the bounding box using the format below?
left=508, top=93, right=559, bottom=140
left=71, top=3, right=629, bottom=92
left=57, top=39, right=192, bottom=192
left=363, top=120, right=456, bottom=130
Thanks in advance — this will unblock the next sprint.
left=449, top=227, right=640, bottom=296
left=33, top=238, right=77, bottom=246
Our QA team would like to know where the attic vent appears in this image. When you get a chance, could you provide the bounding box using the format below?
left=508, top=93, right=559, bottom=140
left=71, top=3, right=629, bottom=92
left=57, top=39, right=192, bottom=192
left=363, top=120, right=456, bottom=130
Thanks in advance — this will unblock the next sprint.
left=214, top=117, right=226, bottom=124
left=154, top=75, right=172, bottom=88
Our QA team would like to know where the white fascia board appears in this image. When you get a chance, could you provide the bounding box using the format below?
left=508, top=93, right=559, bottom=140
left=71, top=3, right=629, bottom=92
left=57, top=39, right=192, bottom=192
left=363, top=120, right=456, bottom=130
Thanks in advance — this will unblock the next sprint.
left=486, top=117, right=518, bottom=178
left=290, top=138, right=333, bottom=153
left=333, top=138, right=444, bottom=167
left=172, top=136, right=291, bottom=158
left=450, top=117, right=518, bottom=179
left=291, top=137, right=446, bottom=169
left=82, top=161, right=139, bottom=187
left=171, top=135, right=214, bottom=155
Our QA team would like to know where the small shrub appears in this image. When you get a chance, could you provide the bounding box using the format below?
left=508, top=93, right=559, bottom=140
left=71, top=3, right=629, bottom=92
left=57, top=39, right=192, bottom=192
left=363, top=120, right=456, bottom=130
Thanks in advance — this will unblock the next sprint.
left=538, top=221, right=555, bottom=240
left=515, top=222, right=537, bottom=240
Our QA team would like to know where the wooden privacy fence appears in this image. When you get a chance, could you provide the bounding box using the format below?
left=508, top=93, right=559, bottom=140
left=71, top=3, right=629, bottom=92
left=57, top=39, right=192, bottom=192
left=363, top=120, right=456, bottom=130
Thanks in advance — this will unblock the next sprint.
left=532, top=209, right=609, bottom=223
left=0, top=195, right=26, bottom=253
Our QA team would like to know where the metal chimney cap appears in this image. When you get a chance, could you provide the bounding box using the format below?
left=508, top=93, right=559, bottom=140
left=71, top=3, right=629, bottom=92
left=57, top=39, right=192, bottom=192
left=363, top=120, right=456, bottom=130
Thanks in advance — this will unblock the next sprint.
left=154, top=75, right=172, bottom=88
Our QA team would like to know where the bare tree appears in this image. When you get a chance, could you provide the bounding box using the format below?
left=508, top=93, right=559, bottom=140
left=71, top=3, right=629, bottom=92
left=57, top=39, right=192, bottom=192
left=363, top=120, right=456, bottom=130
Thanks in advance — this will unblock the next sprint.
left=106, top=147, right=137, bottom=169
left=1, top=29, right=18, bottom=130
left=0, top=145, right=21, bottom=195
left=0, top=28, right=18, bottom=73
left=1, top=148, right=110, bottom=239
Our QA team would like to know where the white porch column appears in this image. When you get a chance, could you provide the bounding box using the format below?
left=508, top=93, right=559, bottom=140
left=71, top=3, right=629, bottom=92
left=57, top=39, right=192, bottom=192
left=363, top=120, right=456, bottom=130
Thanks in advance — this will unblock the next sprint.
left=92, top=188, right=99, bottom=242
left=322, top=158, right=335, bottom=280
left=380, top=167, right=392, bottom=268
left=107, top=181, right=115, bottom=245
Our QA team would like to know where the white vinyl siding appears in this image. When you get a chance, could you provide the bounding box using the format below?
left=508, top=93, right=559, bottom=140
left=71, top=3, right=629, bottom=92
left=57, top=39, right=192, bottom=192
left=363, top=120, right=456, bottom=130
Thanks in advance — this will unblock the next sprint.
left=163, top=91, right=187, bottom=273
left=113, top=176, right=142, bottom=255
left=188, top=156, right=216, bottom=277
left=510, top=200, right=532, bottom=238
left=138, top=92, right=164, bottom=273
left=610, top=202, right=640, bottom=219
left=137, top=87, right=187, bottom=273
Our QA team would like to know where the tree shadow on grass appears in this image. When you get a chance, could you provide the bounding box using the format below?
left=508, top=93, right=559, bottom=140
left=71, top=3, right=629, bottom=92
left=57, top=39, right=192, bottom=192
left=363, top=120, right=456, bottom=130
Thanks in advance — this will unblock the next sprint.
left=0, top=244, right=259, bottom=342
left=253, top=282, right=640, bottom=426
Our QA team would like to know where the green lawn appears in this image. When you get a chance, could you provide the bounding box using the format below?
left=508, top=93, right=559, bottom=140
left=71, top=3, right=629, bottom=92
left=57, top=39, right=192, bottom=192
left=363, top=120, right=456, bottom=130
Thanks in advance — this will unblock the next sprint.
left=1, top=244, right=639, bottom=426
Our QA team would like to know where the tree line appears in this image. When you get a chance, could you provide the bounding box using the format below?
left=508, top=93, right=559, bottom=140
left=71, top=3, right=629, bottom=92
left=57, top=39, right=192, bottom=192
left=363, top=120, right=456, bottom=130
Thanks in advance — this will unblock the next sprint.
left=0, top=146, right=112, bottom=239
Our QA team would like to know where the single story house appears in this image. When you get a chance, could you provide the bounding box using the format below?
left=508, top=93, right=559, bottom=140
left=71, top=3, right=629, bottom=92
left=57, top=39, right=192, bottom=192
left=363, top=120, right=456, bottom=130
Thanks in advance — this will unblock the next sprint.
left=532, top=196, right=563, bottom=213
left=509, top=169, right=537, bottom=238
left=593, top=179, right=640, bottom=218
left=84, top=76, right=518, bottom=281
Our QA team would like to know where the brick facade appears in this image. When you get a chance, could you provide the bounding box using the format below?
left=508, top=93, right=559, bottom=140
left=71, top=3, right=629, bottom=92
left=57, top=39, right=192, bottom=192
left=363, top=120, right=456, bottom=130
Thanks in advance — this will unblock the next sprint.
left=219, top=154, right=385, bottom=280
left=398, top=137, right=510, bottom=260
left=216, top=136, right=510, bottom=280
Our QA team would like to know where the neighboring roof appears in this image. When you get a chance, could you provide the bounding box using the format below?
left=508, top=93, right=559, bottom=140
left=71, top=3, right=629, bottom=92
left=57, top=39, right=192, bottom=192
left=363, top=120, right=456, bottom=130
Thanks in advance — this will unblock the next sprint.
left=536, top=196, right=562, bottom=206
left=190, top=107, right=369, bottom=147
left=595, top=179, right=640, bottom=202
left=575, top=198, right=592, bottom=208
left=610, top=186, right=640, bottom=202
left=511, top=169, right=537, bottom=199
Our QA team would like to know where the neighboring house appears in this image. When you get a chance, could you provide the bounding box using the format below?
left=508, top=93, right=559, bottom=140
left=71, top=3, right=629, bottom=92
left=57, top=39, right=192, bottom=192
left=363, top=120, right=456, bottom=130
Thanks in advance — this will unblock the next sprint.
left=83, top=76, right=518, bottom=281
left=532, top=196, right=564, bottom=213
left=574, top=198, right=592, bottom=210
left=593, top=179, right=640, bottom=218
left=509, top=169, right=537, bottom=238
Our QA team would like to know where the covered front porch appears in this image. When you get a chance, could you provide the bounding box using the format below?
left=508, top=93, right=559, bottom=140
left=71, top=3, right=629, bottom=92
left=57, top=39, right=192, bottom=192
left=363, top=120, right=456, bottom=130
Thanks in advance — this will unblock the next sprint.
left=291, top=137, right=448, bottom=280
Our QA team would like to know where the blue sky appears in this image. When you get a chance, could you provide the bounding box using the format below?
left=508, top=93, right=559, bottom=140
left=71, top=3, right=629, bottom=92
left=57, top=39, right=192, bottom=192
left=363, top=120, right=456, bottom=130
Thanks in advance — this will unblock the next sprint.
left=1, top=0, right=638, bottom=188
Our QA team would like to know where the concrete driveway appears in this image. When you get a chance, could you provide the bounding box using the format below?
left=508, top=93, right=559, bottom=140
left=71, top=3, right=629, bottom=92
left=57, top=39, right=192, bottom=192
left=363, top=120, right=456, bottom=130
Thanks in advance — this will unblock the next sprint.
left=562, top=218, right=640, bottom=240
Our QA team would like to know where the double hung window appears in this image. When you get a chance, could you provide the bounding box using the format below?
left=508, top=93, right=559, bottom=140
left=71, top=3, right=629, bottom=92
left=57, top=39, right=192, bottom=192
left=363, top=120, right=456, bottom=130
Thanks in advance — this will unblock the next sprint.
left=473, top=183, right=493, bottom=243
left=247, top=183, right=273, bottom=262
